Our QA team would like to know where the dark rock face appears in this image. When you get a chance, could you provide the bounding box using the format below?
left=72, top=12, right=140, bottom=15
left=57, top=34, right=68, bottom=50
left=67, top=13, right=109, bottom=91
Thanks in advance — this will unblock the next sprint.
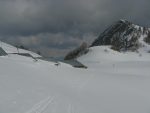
left=64, top=42, right=89, bottom=60
left=91, top=20, right=150, bottom=51
left=144, top=32, right=150, bottom=44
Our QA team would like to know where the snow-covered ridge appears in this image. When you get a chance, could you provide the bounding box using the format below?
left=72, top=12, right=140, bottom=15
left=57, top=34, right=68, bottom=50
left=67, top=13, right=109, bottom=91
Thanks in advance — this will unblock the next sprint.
left=0, top=41, right=41, bottom=57
left=0, top=41, right=75, bottom=68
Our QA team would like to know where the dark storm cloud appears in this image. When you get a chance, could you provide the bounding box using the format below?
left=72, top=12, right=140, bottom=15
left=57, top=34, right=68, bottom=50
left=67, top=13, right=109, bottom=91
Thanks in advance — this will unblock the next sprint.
left=0, top=0, right=98, bottom=35
left=0, top=0, right=150, bottom=56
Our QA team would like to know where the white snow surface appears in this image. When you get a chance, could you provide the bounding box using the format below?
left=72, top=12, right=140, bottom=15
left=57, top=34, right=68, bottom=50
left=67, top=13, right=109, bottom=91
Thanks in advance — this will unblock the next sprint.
left=0, top=41, right=41, bottom=57
left=0, top=42, right=150, bottom=113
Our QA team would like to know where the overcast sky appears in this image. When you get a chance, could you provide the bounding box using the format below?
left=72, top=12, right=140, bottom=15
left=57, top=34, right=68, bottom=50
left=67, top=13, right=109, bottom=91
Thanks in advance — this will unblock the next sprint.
left=0, top=0, right=150, bottom=57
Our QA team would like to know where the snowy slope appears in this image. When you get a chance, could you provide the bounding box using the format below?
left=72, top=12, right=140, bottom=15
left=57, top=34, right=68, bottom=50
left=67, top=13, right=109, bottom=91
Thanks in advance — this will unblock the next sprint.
left=0, top=41, right=41, bottom=57
left=0, top=41, right=150, bottom=113
left=78, top=46, right=150, bottom=67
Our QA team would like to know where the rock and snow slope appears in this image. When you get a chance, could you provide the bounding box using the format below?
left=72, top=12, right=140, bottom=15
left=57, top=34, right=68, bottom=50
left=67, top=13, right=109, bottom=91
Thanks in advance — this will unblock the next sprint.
left=1, top=19, right=150, bottom=113
left=65, top=20, right=150, bottom=60
left=91, top=19, right=150, bottom=52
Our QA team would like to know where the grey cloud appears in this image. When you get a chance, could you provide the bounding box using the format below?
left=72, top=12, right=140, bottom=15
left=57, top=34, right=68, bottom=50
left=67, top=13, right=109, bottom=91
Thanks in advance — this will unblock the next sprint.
left=0, top=0, right=150, bottom=56
left=0, top=0, right=138, bottom=35
left=0, top=32, right=93, bottom=56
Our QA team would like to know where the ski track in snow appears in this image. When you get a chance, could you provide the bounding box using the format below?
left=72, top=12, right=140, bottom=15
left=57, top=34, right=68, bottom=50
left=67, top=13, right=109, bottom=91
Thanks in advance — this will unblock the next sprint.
left=25, top=96, right=55, bottom=113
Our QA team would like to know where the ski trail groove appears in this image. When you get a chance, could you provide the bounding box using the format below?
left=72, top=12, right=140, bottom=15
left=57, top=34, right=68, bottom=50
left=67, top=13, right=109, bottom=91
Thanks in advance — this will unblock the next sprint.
left=25, top=96, right=55, bottom=113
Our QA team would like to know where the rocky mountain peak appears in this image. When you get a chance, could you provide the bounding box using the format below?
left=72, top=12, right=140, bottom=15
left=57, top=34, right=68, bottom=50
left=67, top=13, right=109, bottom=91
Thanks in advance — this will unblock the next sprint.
left=91, top=19, right=150, bottom=52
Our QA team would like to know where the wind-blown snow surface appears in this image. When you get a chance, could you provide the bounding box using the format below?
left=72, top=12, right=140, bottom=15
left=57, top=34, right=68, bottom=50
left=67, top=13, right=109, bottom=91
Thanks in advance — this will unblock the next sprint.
left=1, top=43, right=150, bottom=113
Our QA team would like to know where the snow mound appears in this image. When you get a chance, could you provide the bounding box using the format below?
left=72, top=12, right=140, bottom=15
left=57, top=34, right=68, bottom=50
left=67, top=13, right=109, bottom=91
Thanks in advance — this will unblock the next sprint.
left=78, top=46, right=150, bottom=67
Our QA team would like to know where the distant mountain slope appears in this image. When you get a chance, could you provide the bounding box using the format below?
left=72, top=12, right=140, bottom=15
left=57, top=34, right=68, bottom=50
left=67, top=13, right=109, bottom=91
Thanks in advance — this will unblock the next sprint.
left=91, top=20, right=150, bottom=52
left=65, top=20, right=150, bottom=60
left=76, top=20, right=150, bottom=66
